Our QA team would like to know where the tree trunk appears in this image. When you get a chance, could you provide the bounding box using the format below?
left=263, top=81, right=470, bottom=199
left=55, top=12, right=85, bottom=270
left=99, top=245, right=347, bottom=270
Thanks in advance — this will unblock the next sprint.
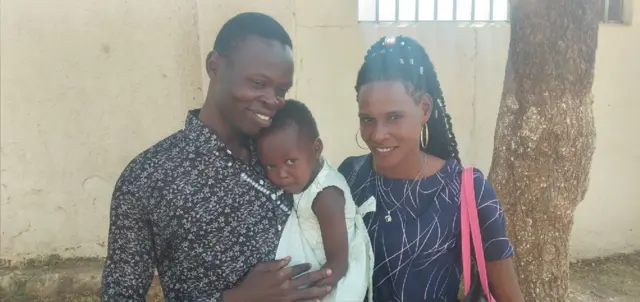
left=488, top=0, right=600, bottom=300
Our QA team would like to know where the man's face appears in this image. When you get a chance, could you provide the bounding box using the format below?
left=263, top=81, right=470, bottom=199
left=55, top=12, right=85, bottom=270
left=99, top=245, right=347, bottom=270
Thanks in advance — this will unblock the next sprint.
left=209, top=36, right=294, bottom=136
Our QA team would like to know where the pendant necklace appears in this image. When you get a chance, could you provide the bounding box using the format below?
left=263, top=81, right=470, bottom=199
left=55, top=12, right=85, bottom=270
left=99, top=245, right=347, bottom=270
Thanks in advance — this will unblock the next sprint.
left=377, top=155, right=427, bottom=223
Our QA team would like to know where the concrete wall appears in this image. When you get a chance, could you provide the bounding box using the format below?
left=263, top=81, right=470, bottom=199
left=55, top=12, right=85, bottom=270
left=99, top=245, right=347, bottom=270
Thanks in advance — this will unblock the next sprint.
left=1, top=0, right=638, bottom=261
left=0, top=0, right=204, bottom=259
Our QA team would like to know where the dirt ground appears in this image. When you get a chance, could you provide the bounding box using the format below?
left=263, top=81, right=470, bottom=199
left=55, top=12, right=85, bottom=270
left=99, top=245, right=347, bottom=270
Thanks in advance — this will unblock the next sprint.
left=567, top=252, right=640, bottom=302
left=3, top=252, right=639, bottom=301
left=148, top=252, right=640, bottom=302
left=147, top=252, right=640, bottom=302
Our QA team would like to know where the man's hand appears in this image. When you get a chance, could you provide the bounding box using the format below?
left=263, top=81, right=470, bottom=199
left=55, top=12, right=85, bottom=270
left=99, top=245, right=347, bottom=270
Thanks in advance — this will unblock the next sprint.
left=222, top=257, right=333, bottom=302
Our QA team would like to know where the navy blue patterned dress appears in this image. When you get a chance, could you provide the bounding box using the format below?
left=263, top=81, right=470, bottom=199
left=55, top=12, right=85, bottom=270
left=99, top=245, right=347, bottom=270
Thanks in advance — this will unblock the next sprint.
left=338, top=154, right=514, bottom=302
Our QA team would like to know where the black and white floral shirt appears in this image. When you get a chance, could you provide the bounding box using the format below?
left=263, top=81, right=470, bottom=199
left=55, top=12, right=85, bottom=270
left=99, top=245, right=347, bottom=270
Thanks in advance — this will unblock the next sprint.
left=101, top=110, right=291, bottom=301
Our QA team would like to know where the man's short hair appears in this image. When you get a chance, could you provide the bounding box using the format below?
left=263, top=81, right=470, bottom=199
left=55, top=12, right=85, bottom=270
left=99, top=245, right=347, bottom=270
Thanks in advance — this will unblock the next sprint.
left=213, top=12, right=292, bottom=57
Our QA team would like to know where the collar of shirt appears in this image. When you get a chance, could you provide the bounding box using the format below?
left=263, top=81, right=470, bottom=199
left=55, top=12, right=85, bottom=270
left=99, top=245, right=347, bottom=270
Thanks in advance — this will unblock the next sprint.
left=183, top=109, right=259, bottom=167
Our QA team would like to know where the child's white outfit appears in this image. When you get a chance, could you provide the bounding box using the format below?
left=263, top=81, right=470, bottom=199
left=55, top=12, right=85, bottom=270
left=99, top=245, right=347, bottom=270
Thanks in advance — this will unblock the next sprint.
left=275, top=158, right=375, bottom=302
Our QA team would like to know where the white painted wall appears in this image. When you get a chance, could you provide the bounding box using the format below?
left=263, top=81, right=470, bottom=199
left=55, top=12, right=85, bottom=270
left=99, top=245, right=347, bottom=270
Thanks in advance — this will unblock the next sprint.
left=1, top=0, right=638, bottom=260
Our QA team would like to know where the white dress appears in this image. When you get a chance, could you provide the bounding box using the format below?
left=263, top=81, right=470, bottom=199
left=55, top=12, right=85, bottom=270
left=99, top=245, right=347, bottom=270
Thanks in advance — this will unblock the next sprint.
left=275, top=158, right=375, bottom=302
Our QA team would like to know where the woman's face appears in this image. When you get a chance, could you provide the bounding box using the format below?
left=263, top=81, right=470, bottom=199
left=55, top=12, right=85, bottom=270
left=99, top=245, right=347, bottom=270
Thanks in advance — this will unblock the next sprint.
left=357, top=81, right=431, bottom=171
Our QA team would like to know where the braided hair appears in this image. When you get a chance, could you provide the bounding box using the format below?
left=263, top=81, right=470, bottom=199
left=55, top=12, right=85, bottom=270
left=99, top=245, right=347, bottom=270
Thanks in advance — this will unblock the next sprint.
left=355, top=35, right=461, bottom=163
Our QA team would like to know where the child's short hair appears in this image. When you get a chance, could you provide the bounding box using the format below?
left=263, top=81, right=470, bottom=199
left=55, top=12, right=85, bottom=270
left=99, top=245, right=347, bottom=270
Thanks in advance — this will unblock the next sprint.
left=260, top=99, right=319, bottom=141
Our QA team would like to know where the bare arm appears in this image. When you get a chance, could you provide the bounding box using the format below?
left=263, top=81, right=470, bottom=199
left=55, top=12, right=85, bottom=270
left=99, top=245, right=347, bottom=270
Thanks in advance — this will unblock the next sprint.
left=311, top=186, right=349, bottom=287
left=487, top=258, right=524, bottom=302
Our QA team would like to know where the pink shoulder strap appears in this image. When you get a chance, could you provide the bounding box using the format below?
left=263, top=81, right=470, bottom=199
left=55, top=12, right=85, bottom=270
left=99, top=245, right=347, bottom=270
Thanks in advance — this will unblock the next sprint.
left=460, top=167, right=494, bottom=302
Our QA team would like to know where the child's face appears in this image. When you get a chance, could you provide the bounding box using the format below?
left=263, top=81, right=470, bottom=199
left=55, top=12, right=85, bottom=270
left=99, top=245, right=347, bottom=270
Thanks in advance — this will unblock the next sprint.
left=257, top=125, right=321, bottom=194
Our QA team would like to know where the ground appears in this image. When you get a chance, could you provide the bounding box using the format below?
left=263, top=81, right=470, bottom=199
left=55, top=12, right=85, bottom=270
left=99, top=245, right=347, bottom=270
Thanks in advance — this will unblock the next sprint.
left=568, top=252, right=640, bottom=302
left=1, top=252, right=639, bottom=301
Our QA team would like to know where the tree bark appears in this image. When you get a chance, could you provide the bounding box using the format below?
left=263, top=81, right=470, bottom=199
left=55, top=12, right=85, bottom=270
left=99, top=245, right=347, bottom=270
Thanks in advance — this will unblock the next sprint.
left=488, top=0, right=600, bottom=300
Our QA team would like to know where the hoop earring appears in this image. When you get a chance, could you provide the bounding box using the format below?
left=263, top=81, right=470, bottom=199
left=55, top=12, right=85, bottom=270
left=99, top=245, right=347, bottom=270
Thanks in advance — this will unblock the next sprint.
left=420, top=124, right=428, bottom=150
left=355, top=129, right=368, bottom=150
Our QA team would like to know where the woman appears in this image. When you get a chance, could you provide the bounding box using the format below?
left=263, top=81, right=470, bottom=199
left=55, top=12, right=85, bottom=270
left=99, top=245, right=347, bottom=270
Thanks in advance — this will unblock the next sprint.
left=338, top=35, right=524, bottom=301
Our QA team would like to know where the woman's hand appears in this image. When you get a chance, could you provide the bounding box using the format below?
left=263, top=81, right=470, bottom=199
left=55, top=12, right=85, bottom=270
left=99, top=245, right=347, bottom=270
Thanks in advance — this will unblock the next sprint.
left=223, top=257, right=333, bottom=302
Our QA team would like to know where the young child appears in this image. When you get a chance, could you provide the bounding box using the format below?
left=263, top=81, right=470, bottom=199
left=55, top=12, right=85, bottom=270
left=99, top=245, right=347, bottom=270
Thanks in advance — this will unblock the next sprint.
left=257, top=99, right=374, bottom=302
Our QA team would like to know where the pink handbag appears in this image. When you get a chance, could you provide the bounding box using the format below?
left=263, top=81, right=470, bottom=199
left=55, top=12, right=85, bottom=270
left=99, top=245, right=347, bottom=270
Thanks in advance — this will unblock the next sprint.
left=460, top=167, right=495, bottom=302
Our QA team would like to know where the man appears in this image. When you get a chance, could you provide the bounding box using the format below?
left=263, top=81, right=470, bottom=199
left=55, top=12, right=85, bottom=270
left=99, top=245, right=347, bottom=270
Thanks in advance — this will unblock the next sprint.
left=101, top=12, right=332, bottom=301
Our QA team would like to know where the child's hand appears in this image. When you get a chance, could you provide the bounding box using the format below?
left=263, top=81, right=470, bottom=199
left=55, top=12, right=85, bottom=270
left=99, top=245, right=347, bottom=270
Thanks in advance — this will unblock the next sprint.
left=313, top=261, right=347, bottom=288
